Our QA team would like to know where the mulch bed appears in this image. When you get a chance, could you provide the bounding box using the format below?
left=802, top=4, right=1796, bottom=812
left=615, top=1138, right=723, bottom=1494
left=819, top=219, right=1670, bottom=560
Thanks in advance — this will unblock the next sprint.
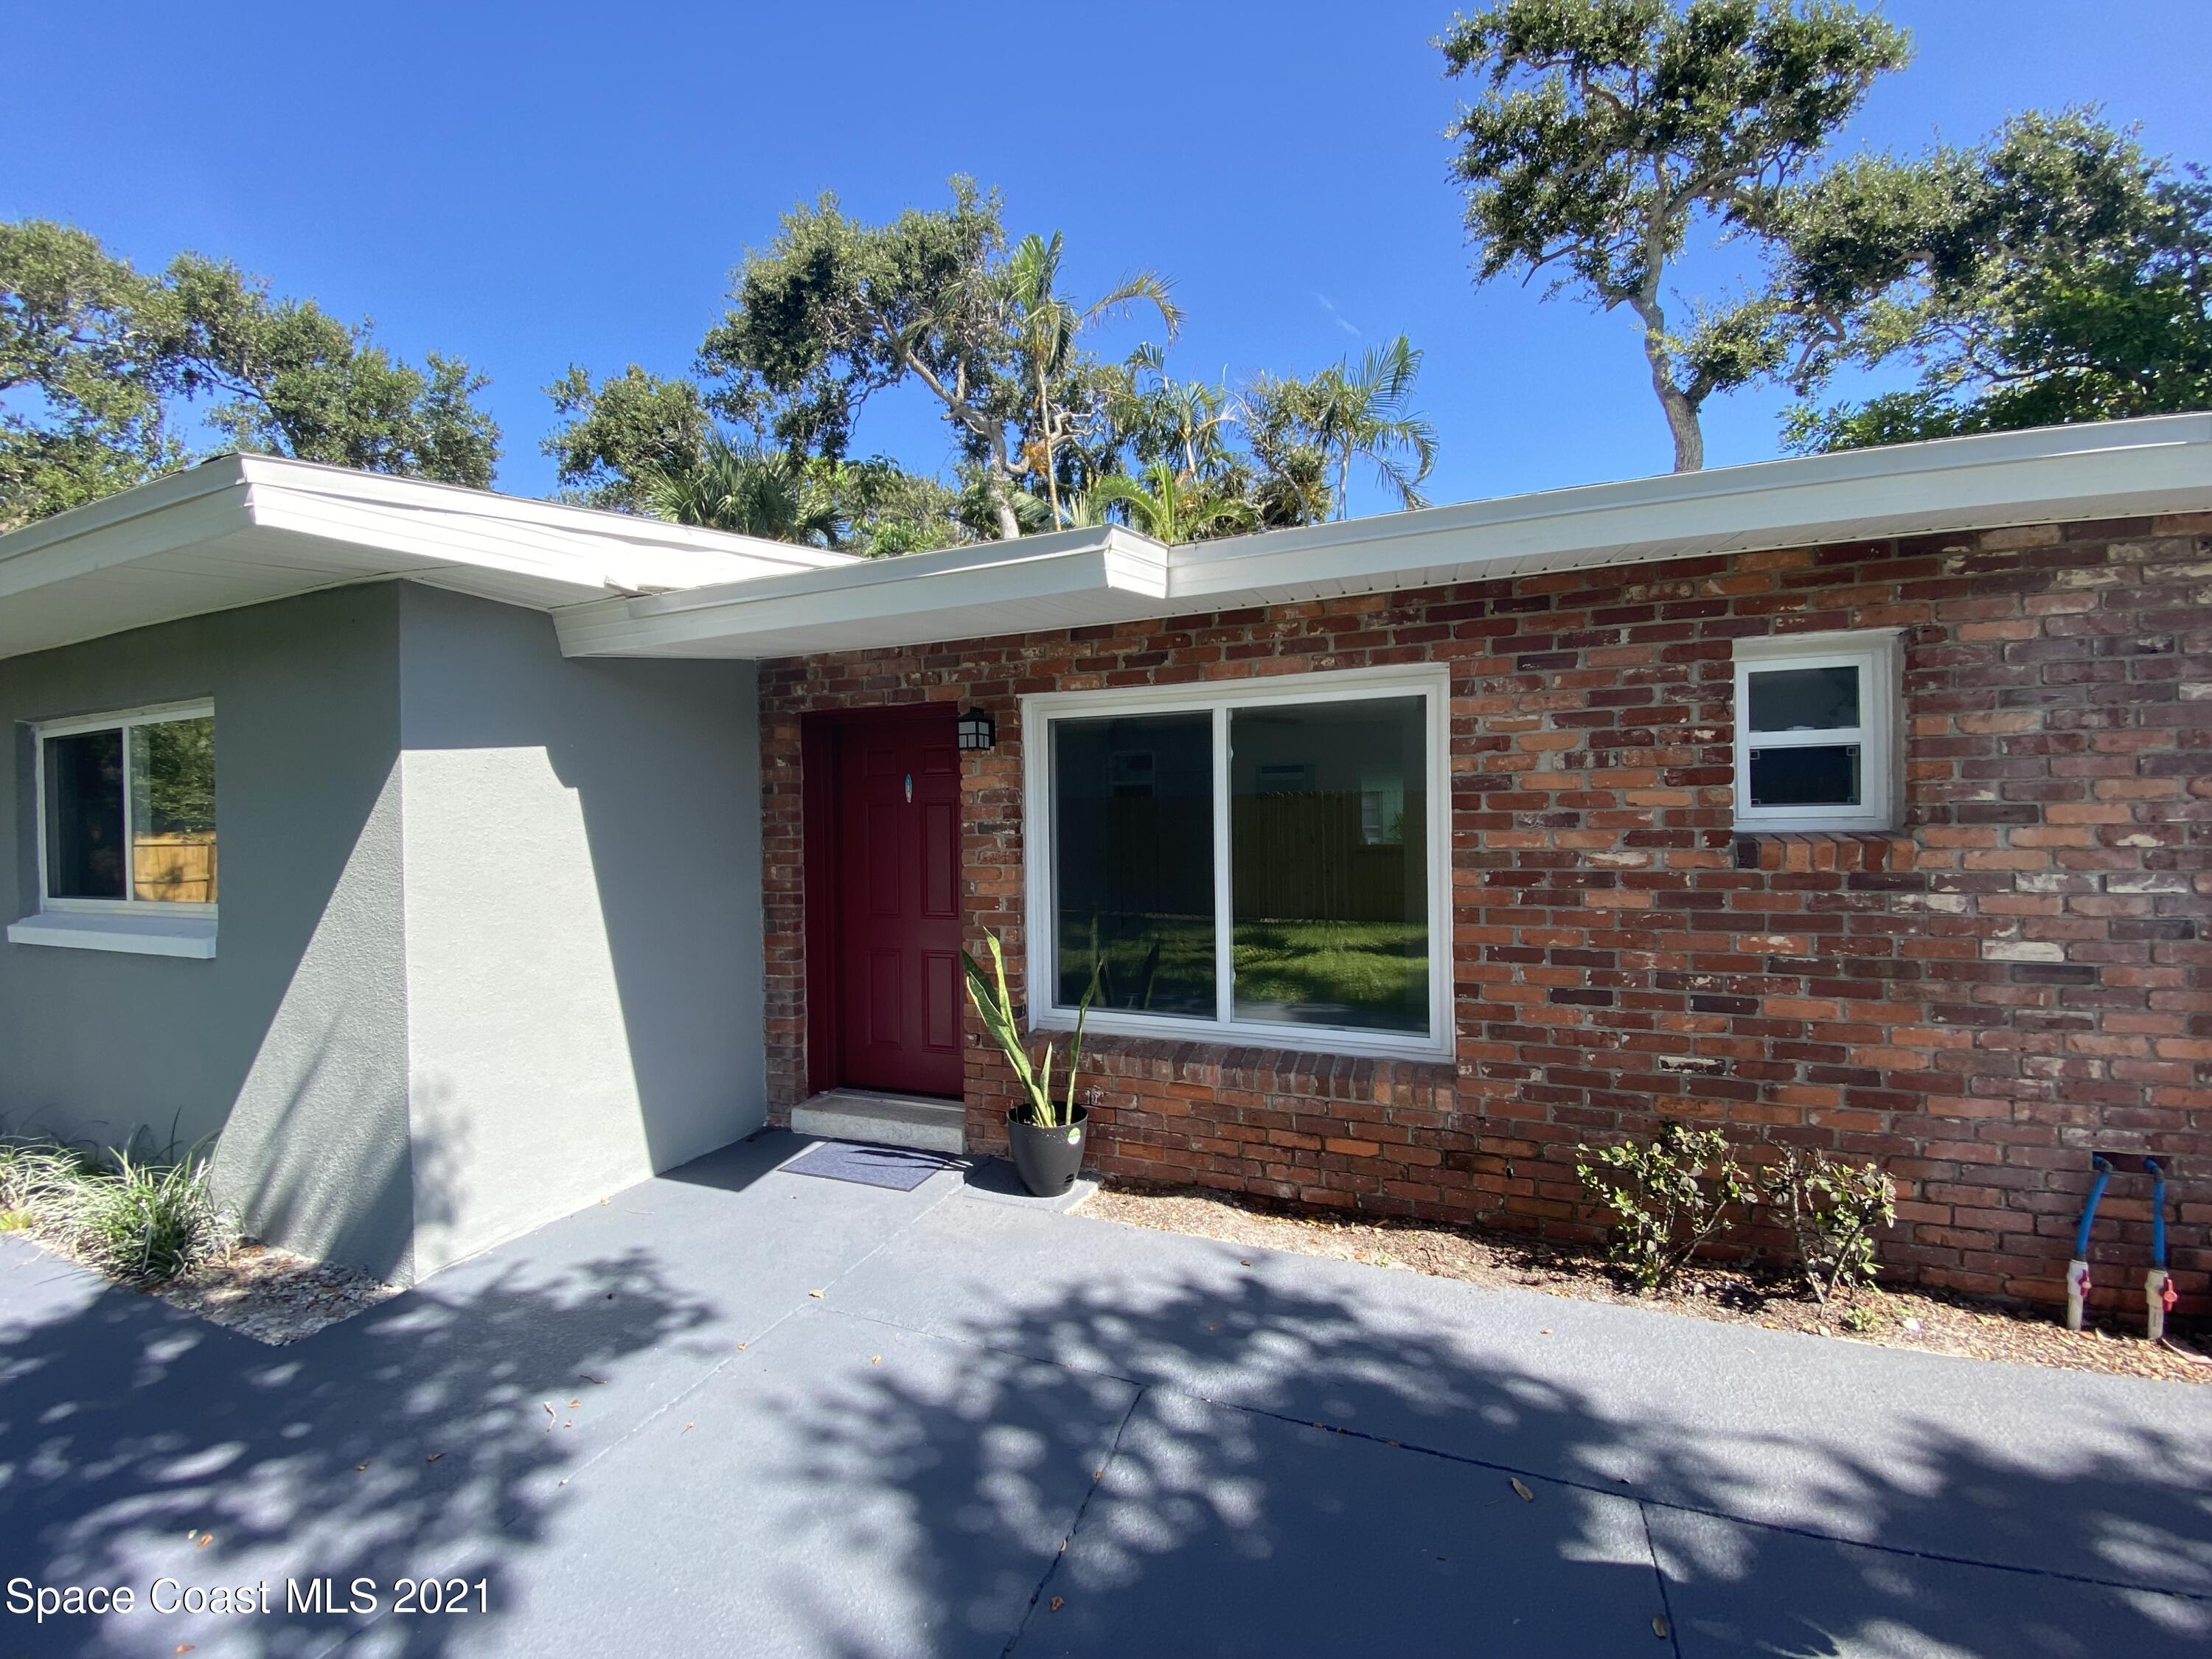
left=1079, top=1182, right=2209, bottom=1385
left=157, top=1242, right=398, bottom=1344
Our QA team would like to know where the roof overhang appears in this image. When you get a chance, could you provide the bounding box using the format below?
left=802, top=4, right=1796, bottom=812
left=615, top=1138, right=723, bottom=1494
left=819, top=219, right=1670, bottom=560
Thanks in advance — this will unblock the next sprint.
left=0, top=453, right=853, bottom=662
left=551, top=414, right=2212, bottom=660
left=7, top=415, right=2207, bottom=669
left=550, top=525, right=1173, bottom=658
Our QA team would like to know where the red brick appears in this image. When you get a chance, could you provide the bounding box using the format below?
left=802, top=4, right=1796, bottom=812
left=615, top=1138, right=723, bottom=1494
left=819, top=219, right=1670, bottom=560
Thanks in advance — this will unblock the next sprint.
left=754, top=520, right=2211, bottom=1316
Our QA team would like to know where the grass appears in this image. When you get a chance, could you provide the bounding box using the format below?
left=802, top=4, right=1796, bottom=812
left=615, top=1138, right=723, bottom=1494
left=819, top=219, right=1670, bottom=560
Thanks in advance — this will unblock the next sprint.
left=1233, top=919, right=1427, bottom=1026
left=1061, top=911, right=1428, bottom=1028
left=0, top=1130, right=234, bottom=1285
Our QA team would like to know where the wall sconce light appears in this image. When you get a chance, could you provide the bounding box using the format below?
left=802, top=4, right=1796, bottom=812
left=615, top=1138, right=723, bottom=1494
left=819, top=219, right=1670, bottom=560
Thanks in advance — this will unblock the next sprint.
left=956, top=706, right=997, bottom=753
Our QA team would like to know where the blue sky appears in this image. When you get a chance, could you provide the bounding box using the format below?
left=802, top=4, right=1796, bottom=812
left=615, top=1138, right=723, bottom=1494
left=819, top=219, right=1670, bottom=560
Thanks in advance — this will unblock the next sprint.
left=8, top=1, right=2210, bottom=516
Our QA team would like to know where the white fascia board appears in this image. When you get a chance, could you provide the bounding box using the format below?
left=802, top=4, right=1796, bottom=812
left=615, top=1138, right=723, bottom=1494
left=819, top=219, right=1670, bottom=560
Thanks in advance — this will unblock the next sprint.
left=233, top=453, right=852, bottom=570
left=0, top=452, right=862, bottom=660
left=554, top=527, right=1169, bottom=658
left=0, top=462, right=254, bottom=600
left=1169, top=413, right=2212, bottom=604
left=10, top=415, right=2208, bottom=664
left=243, top=490, right=623, bottom=603
left=552, top=414, right=2212, bottom=660
left=240, top=462, right=853, bottom=596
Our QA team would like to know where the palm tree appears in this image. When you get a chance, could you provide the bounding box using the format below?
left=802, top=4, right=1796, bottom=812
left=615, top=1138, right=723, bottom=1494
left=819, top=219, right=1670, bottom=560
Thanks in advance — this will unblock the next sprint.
left=1001, top=232, right=1183, bottom=524
left=1239, top=372, right=1336, bottom=526
left=1108, top=342, right=1239, bottom=481
left=1245, top=437, right=1334, bottom=528
left=1255, top=335, right=1437, bottom=520
left=1083, top=461, right=1255, bottom=544
left=639, top=435, right=841, bottom=544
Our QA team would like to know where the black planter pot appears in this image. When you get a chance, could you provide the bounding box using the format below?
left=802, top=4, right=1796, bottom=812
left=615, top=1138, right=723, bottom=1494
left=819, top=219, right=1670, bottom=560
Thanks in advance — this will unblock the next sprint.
left=1006, top=1106, right=1089, bottom=1197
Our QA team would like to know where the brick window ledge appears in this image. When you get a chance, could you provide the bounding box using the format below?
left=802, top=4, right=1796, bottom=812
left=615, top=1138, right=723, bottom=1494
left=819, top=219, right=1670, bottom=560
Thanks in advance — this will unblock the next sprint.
left=1732, top=830, right=1913, bottom=873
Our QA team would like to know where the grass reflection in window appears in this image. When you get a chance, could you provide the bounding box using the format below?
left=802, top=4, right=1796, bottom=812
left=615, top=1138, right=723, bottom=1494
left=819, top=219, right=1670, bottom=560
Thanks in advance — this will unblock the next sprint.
left=1233, top=919, right=1427, bottom=1032
left=1057, top=917, right=1428, bottom=1033
left=1043, top=684, right=1438, bottom=1047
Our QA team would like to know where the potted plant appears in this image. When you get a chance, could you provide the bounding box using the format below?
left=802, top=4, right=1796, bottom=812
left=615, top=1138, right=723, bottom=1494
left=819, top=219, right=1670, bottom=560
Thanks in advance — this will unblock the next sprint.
left=961, top=932, right=1098, bottom=1197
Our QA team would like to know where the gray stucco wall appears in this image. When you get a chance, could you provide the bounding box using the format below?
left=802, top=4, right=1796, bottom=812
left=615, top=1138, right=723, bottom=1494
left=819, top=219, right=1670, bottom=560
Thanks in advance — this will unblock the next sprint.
left=393, top=584, right=764, bottom=1275
left=1, top=580, right=765, bottom=1286
left=0, top=585, right=416, bottom=1279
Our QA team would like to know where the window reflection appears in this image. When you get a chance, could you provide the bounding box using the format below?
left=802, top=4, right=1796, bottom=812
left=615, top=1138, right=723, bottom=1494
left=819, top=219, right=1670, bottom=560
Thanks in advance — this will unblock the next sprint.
left=42, top=714, right=217, bottom=905
left=131, top=715, right=218, bottom=902
left=44, top=730, right=126, bottom=900
left=1052, top=712, right=1215, bottom=1015
left=1230, top=697, right=1427, bottom=1034
left=1749, top=665, right=1859, bottom=731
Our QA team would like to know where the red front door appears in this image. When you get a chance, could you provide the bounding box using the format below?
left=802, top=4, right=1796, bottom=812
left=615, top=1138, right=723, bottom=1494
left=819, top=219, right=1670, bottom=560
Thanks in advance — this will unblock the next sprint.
left=831, top=708, right=964, bottom=1096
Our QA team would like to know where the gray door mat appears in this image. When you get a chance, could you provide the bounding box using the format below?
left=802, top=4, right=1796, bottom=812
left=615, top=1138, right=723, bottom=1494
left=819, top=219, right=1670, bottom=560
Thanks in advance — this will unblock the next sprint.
left=779, top=1138, right=957, bottom=1191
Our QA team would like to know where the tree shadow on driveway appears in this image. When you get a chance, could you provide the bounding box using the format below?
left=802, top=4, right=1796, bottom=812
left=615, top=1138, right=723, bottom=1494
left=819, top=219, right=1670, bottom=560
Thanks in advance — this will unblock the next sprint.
left=3, top=1213, right=2208, bottom=1659
left=0, top=1240, right=714, bottom=1658
left=762, top=1262, right=2212, bottom=1658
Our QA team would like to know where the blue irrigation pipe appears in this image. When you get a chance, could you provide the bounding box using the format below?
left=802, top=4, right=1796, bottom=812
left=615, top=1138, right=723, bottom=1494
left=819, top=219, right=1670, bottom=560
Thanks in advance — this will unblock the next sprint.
left=2073, top=1155, right=2114, bottom=1259
left=2145, top=1158, right=2166, bottom=1269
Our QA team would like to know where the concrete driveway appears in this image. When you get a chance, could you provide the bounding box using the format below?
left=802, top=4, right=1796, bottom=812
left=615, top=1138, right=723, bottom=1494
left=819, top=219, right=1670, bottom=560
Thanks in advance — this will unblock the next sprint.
left=2, top=1131, right=2207, bottom=1658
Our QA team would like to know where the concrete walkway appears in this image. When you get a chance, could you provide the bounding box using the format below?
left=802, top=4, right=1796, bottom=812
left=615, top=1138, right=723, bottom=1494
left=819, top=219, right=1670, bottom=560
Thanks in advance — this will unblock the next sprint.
left=2, top=1132, right=2206, bottom=1658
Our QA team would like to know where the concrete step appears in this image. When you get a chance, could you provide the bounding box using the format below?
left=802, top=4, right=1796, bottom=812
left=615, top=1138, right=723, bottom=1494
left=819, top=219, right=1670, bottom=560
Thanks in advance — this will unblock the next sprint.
left=790, top=1090, right=967, bottom=1155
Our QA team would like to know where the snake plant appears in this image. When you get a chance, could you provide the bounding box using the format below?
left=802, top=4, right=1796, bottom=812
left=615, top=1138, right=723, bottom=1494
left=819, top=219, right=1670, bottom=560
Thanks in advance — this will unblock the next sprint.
left=961, top=931, right=1099, bottom=1128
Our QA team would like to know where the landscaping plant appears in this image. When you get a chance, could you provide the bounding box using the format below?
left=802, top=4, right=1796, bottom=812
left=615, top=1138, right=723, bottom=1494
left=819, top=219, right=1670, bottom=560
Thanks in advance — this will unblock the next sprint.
left=0, top=1130, right=234, bottom=1286
left=58, top=1142, right=234, bottom=1285
left=1575, top=1122, right=1752, bottom=1293
left=1759, top=1147, right=1895, bottom=1307
left=0, top=1135, right=83, bottom=1219
left=961, top=931, right=1097, bottom=1128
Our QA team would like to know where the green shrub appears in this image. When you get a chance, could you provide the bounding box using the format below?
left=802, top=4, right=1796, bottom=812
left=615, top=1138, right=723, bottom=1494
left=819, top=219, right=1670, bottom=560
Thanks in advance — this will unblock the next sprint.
left=1, top=1130, right=234, bottom=1286
left=1575, top=1122, right=1751, bottom=1292
left=0, top=1136, right=85, bottom=1214
left=1759, top=1147, right=1895, bottom=1306
left=53, top=1144, right=234, bottom=1285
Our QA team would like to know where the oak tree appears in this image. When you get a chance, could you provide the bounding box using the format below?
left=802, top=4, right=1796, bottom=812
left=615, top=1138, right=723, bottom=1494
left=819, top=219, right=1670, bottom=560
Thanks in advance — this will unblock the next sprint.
left=1775, top=111, right=2212, bottom=449
left=1441, top=0, right=1910, bottom=470
left=1, top=221, right=499, bottom=529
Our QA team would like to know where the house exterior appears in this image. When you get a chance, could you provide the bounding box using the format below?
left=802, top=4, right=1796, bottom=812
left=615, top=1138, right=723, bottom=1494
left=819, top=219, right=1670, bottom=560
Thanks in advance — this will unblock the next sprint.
left=0, top=459, right=826, bottom=1282
left=3, top=420, right=2206, bottom=1311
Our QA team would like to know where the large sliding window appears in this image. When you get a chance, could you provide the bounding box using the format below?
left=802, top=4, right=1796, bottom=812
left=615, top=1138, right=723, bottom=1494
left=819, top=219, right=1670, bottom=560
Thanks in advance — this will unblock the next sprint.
left=1027, top=668, right=1450, bottom=1060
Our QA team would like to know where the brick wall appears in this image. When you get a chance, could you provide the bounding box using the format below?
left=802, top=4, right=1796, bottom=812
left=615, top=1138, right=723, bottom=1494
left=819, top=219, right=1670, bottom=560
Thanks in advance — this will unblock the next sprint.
left=758, top=515, right=2211, bottom=1314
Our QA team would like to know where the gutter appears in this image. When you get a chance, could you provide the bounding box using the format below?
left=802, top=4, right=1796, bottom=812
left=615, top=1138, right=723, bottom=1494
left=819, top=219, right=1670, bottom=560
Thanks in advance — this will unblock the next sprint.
left=554, top=413, right=2212, bottom=660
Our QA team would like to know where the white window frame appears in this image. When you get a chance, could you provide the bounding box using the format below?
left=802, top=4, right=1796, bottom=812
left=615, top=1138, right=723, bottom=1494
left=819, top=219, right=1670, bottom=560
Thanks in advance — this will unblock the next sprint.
left=1023, top=664, right=1453, bottom=1062
left=1732, top=631, right=1902, bottom=833
left=13, top=700, right=219, bottom=958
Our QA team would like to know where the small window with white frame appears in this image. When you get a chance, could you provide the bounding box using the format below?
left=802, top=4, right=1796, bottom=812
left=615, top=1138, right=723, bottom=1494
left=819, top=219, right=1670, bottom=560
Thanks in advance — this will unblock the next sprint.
left=1023, top=666, right=1453, bottom=1062
left=35, top=703, right=218, bottom=911
left=1732, top=632, right=1901, bottom=832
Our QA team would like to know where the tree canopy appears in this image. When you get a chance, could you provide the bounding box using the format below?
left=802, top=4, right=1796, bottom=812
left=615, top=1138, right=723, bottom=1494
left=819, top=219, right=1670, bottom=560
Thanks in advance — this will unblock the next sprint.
left=541, top=363, right=710, bottom=512
left=33, top=13, right=2202, bottom=553
left=1440, top=0, right=1912, bottom=470
left=698, top=180, right=1037, bottom=538
left=545, top=181, right=1439, bottom=551
left=1, top=221, right=500, bottom=530
left=1773, top=111, right=2212, bottom=450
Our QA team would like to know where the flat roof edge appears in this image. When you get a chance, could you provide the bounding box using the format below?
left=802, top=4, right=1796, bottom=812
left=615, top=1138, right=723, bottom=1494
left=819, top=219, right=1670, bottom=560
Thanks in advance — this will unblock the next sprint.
left=561, top=415, right=2212, bottom=658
